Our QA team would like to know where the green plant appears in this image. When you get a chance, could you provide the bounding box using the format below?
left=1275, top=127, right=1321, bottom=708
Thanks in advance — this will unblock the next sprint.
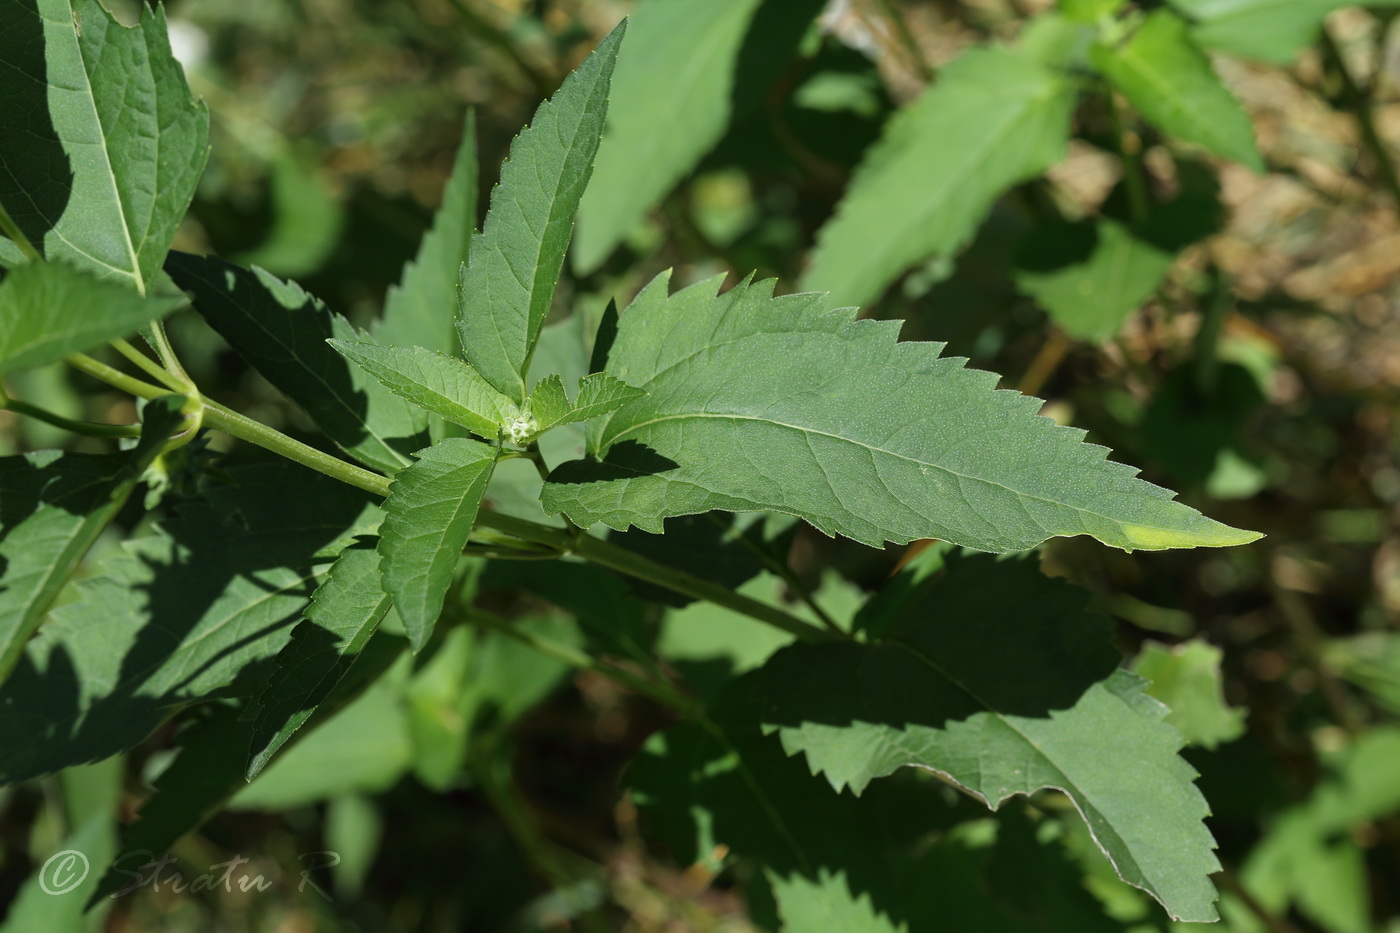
left=5, top=1, right=1398, bottom=931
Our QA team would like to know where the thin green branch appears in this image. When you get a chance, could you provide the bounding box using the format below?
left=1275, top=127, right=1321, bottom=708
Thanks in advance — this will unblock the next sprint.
left=65, top=352, right=169, bottom=400
left=708, top=513, right=843, bottom=635
left=110, top=338, right=186, bottom=392
left=1107, top=88, right=1150, bottom=227
left=0, top=392, right=141, bottom=438
left=146, top=320, right=193, bottom=389
left=0, top=202, right=40, bottom=262
left=1320, top=26, right=1400, bottom=212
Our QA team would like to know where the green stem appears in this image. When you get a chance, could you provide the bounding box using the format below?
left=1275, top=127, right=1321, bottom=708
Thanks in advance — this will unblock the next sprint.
left=1107, top=88, right=1150, bottom=227
left=1320, top=26, right=1400, bottom=211
left=65, top=352, right=168, bottom=400
left=200, top=399, right=392, bottom=497
left=465, top=608, right=695, bottom=714
left=146, top=320, right=193, bottom=390
left=110, top=338, right=186, bottom=392
left=0, top=393, right=141, bottom=438
left=0, top=202, right=40, bottom=262
left=711, top=514, right=843, bottom=635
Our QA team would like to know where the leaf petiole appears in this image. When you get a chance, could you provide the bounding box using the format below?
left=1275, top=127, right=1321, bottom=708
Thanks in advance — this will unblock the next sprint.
left=0, top=390, right=141, bottom=438
left=110, top=338, right=187, bottom=392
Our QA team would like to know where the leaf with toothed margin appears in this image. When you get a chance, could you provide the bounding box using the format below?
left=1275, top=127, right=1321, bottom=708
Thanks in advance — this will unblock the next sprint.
left=456, top=23, right=625, bottom=402
left=540, top=271, right=1260, bottom=552
left=379, top=439, right=498, bottom=652
left=528, top=372, right=646, bottom=435
left=752, top=551, right=1221, bottom=922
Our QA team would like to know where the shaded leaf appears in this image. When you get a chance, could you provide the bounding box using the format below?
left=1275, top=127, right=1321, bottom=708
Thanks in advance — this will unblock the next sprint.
left=457, top=23, right=624, bottom=401
left=0, top=395, right=185, bottom=684
left=167, top=252, right=428, bottom=473
left=0, top=462, right=380, bottom=784
left=380, top=439, right=497, bottom=651
left=0, top=260, right=182, bottom=372
left=1092, top=11, right=1263, bottom=171
left=0, top=0, right=208, bottom=291
left=246, top=541, right=393, bottom=779
left=544, top=273, right=1260, bottom=552
left=755, top=553, right=1219, bottom=921
left=803, top=46, right=1075, bottom=309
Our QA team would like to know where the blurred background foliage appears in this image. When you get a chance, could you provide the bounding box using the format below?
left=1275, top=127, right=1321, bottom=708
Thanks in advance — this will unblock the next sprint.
left=3, top=0, right=1400, bottom=930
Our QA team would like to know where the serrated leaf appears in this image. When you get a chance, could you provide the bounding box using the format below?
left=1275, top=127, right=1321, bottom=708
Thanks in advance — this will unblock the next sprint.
left=0, top=260, right=182, bottom=372
left=526, top=374, right=572, bottom=432
left=0, top=396, right=185, bottom=684
left=0, top=463, right=380, bottom=785
left=543, top=272, right=1260, bottom=552
left=755, top=553, right=1220, bottom=921
left=375, top=111, right=478, bottom=355
left=1092, top=11, right=1263, bottom=171
left=166, top=252, right=428, bottom=473
left=456, top=23, right=624, bottom=401
left=1167, top=0, right=1356, bottom=63
left=0, top=0, right=208, bottom=291
left=328, top=339, right=515, bottom=440
left=380, top=439, right=498, bottom=651
left=1132, top=639, right=1246, bottom=749
left=573, top=0, right=767, bottom=273
left=1014, top=218, right=1176, bottom=342
left=246, top=541, right=392, bottom=779
left=802, top=46, right=1075, bottom=309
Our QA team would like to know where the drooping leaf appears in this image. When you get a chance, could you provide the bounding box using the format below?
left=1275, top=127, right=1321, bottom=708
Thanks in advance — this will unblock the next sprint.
left=802, top=46, right=1075, bottom=309
left=1132, top=639, right=1246, bottom=749
left=1167, top=0, right=1356, bottom=63
left=573, top=0, right=768, bottom=273
left=166, top=252, right=428, bottom=473
left=456, top=23, right=624, bottom=401
left=230, top=667, right=415, bottom=811
left=1092, top=11, right=1263, bottom=171
left=754, top=553, right=1220, bottom=921
left=328, top=339, right=515, bottom=441
left=630, top=677, right=1124, bottom=932
left=0, top=462, right=380, bottom=785
left=375, top=110, right=479, bottom=355
left=0, top=395, right=185, bottom=684
left=90, top=705, right=253, bottom=902
left=1013, top=219, right=1176, bottom=343
left=246, top=541, right=393, bottom=779
left=379, top=439, right=498, bottom=651
left=0, top=0, right=208, bottom=291
left=543, top=273, right=1260, bottom=552
left=0, top=260, right=182, bottom=372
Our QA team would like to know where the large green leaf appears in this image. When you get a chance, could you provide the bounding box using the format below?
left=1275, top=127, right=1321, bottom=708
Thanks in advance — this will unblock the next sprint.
left=802, top=46, right=1075, bottom=310
left=631, top=679, right=1124, bottom=932
left=380, top=439, right=498, bottom=651
left=573, top=0, right=766, bottom=273
left=543, top=273, right=1260, bottom=552
left=328, top=339, right=515, bottom=441
left=0, top=463, right=379, bottom=785
left=754, top=555, right=1219, bottom=921
left=166, top=252, right=428, bottom=473
left=0, top=0, right=208, bottom=291
left=1092, top=11, right=1263, bottom=171
left=0, top=261, right=182, bottom=372
left=457, top=23, right=624, bottom=401
left=375, top=111, right=478, bottom=355
left=0, top=395, right=185, bottom=684
left=1167, top=0, right=1356, bottom=63
left=246, top=541, right=392, bottom=778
